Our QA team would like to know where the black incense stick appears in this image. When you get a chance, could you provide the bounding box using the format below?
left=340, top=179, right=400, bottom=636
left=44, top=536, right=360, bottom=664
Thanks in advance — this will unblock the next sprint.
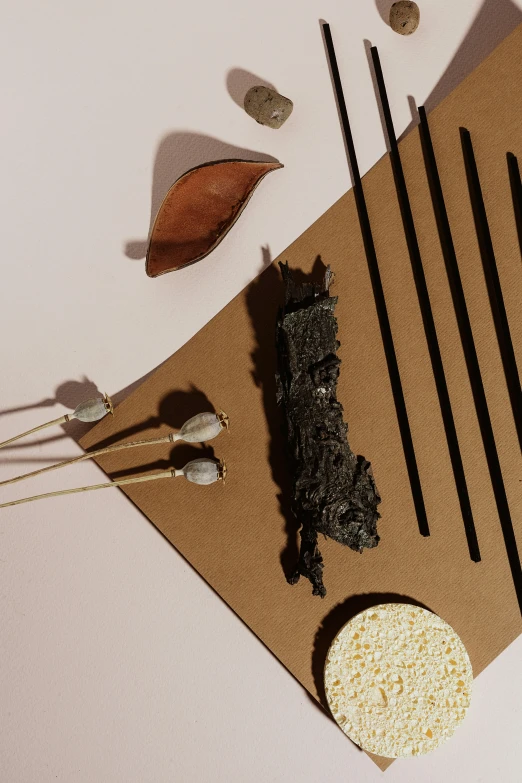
left=321, top=23, right=429, bottom=537
left=507, top=152, right=522, bottom=261
left=369, top=46, right=479, bottom=560
left=460, top=129, right=522, bottom=453
left=419, top=108, right=522, bottom=610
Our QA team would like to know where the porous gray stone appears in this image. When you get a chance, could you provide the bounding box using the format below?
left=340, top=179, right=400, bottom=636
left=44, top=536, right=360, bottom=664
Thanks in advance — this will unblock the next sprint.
left=390, top=1, right=420, bottom=36
left=244, top=86, right=293, bottom=129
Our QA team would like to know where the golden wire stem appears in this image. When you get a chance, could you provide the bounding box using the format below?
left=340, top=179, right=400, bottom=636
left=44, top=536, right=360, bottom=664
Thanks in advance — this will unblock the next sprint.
left=0, top=470, right=175, bottom=509
left=0, top=415, right=69, bottom=449
left=0, top=435, right=172, bottom=488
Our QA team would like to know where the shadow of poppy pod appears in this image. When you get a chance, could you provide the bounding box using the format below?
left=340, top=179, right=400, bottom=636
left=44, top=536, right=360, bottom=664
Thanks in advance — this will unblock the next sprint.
left=0, top=393, right=114, bottom=450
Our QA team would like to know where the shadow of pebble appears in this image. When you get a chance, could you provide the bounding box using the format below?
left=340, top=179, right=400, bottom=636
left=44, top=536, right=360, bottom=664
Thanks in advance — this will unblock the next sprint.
left=374, top=0, right=394, bottom=25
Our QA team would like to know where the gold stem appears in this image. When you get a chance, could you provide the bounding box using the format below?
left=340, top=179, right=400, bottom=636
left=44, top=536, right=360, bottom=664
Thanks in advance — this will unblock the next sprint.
left=0, top=469, right=175, bottom=509
left=0, top=415, right=69, bottom=449
left=0, top=435, right=172, bottom=488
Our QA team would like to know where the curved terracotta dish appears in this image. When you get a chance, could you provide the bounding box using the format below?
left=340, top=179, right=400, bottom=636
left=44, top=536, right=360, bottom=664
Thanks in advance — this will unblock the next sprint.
left=146, top=159, right=283, bottom=277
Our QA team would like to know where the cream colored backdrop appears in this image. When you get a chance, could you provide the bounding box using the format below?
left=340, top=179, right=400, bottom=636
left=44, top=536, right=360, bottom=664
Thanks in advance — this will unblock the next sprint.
left=1, top=2, right=521, bottom=781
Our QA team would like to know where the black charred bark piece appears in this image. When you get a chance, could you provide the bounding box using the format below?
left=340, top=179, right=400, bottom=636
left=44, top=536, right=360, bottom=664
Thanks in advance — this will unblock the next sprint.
left=276, top=262, right=381, bottom=597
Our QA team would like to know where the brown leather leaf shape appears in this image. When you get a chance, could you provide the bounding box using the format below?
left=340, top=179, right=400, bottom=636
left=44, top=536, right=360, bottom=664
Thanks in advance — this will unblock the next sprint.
left=146, top=159, right=283, bottom=277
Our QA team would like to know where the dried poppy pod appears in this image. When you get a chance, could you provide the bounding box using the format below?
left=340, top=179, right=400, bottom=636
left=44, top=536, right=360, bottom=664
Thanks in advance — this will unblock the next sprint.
left=146, top=159, right=283, bottom=276
left=174, top=457, right=227, bottom=485
left=0, top=393, right=114, bottom=449
left=68, top=393, right=114, bottom=423
left=173, top=410, right=229, bottom=442
left=0, top=458, right=227, bottom=509
left=0, top=410, right=230, bottom=488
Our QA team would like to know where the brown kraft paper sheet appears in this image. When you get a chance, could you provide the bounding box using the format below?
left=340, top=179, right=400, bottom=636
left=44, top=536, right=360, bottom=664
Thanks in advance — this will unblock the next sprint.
left=82, top=25, right=522, bottom=771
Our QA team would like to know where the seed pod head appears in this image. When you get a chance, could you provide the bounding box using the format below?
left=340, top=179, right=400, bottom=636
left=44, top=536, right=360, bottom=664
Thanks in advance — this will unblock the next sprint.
left=177, top=410, right=229, bottom=443
left=181, top=458, right=226, bottom=485
left=72, top=393, right=114, bottom=423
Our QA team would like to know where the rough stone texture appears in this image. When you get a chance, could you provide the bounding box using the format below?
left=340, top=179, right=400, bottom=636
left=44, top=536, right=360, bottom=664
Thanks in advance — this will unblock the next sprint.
left=390, top=1, right=420, bottom=36
left=276, top=263, right=380, bottom=596
left=244, top=85, right=293, bottom=129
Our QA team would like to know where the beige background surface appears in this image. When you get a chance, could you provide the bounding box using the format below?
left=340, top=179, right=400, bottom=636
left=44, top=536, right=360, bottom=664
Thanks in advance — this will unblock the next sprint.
left=1, top=2, right=522, bottom=781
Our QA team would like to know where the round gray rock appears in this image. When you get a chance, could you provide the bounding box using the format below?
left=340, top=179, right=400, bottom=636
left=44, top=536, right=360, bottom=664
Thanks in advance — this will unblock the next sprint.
left=244, top=86, right=293, bottom=129
left=389, top=1, right=420, bottom=35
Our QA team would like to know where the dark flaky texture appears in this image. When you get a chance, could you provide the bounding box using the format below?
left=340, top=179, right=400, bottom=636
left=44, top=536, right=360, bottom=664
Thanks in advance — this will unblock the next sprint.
left=276, top=263, right=381, bottom=596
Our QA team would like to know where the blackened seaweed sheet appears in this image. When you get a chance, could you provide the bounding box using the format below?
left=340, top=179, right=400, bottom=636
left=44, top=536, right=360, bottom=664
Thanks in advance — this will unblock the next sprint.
left=276, top=263, right=381, bottom=596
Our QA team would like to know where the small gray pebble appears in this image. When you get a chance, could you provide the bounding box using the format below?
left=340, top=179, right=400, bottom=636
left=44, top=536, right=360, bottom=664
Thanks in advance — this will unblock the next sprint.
left=244, top=86, right=293, bottom=129
left=390, top=1, right=420, bottom=36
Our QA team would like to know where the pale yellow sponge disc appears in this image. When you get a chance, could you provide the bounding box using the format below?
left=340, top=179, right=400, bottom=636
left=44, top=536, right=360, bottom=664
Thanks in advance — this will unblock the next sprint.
left=324, top=604, right=472, bottom=758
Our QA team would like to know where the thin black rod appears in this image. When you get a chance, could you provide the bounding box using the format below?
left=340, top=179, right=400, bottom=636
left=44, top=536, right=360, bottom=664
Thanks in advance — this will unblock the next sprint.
left=418, top=107, right=522, bottom=610
left=460, top=129, right=522, bottom=453
left=321, top=23, right=429, bottom=537
left=369, top=46, right=479, bottom=560
left=507, top=152, right=522, bottom=261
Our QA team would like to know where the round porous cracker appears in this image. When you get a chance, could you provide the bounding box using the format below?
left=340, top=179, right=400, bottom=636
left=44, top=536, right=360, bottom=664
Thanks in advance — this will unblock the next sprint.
left=324, top=603, right=472, bottom=758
